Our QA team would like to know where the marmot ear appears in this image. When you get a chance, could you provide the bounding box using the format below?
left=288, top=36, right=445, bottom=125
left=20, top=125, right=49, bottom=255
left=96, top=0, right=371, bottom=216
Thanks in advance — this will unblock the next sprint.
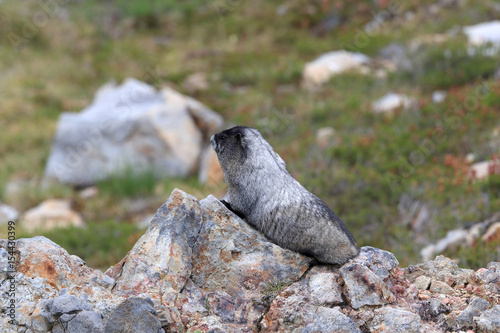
left=236, top=132, right=246, bottom=149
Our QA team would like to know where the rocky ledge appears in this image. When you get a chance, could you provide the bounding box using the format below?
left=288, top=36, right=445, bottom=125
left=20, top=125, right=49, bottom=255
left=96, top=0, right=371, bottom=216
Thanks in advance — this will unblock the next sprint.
left=1, top=189, right=499, bottom=333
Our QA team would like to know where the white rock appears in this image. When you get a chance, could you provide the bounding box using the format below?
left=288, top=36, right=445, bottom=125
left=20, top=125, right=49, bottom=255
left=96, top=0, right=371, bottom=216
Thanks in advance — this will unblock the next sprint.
left=0, top=203, right=19, bottom=223
left=420, top=229, right=468, bottom=262
left=78, top=186, right=98, bottom=200
left=470, top=160, right=498, bottom=180
left=372, top=93, right=415, bottom=113
left=432, top=90, right=447, bottom=103
left=482, top=222, right=500, bottom=242
left=316, top=127, right=337, bottom=149
left=463, top=21, right=500, bottom=47
left=466, top=153, right=476, bottom=163
left=198, top=144, right=223, bottom=185
left=182, top=72, right=208, bottom=94
left=302, top=51, right=370, bottom=88
left=21, top=199, right=84, bottom=233
left=44, top=79, right=222, bottom=186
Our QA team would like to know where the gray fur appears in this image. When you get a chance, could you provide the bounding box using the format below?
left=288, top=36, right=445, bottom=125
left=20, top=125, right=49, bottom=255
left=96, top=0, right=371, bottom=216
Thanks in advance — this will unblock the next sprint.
left=211, top=126, right=359, bottom=265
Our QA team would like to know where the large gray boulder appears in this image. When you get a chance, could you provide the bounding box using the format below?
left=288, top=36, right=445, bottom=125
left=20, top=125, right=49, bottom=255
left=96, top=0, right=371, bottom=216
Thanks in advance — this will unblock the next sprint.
left=44, top=79, right=223, bottom=186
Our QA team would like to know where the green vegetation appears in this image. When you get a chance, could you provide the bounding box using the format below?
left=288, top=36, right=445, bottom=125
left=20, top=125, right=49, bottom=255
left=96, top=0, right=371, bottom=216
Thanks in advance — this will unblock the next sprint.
left=18, top=221, right=142, bottom=270
left=97, top=167, right=157, bottom=199
left=1, top=0, right=499, bottom=270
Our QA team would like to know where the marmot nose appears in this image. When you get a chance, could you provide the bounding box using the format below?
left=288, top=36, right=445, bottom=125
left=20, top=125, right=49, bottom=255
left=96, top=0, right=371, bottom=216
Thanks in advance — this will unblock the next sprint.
left=210, top=135, right=216, bottom=150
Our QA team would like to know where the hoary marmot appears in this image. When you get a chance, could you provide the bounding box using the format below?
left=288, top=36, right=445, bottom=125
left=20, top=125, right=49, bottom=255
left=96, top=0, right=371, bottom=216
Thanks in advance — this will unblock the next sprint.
left=211, top=126, right=359, bottom=265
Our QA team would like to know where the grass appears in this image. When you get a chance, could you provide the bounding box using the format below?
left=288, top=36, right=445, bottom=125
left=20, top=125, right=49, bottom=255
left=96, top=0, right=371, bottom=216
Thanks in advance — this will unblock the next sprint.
left=18, top=220, right=144, bottom=271
left=97, top=167, right=157, bottom=200
left=1, top=0, right=499, bottom=270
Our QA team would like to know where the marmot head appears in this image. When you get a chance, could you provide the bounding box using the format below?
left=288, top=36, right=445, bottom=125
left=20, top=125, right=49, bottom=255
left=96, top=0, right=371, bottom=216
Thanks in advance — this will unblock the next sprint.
left=211, top=126, right=288, bottom=178
left=211, top=126, right=250, bottom=163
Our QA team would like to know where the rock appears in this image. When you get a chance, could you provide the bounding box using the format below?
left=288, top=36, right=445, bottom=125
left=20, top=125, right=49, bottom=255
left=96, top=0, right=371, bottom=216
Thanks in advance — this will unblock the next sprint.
left=3, top=189, right=500, bottom=333
left=307, top=266, right=344, bottom=306
left=182, top=72, right=209, bottom=94
left=190, top=195, right=311, bottom=326
left=378, top=43, right=413, bottom=72
left=261, top=267, right=346, bottom=332
left=455, top=297, right=489, bottom=329
left=483, top=222, right=500, bottom=243
left=474, top=305, right=500, bottom=332
left=463, top=21, right=500, bottom=47
left=78, top=186, right=98, bottom=200
left=432, top=90, right=447, bottom=103
left=105, top=298, right=164, bottom=333
left=44, top=79, right=223, bottom=186
left=429, top=280, right=454, bottom=295
left=21, top=199, right=84, bottom=233
left=302, top=307, right=361, bottom=333
left=420, top=229, right=468, bottom=262
left=302, top=50, right=370, bottom=88
left=415, top=276, right=431, bottom=290
left=487, top=262, right=500, bottom=272
left=469, top=160, right=500, bottom=180
left=46, top=295, right=92, bottom=317
left=35, top=295, right=105, bottom=333
left=372, top=93, right=415, bottom=114
left=470, top=267, right=500, bottom=285
left=427, top=298, right=449, bottom=317
left=60, top=310, right=104, bottom=333
left=183, top=92, right=223, bottom=142
left=198, top=144, right=224, bottom=185
left=352, top=246, right=399, bottom=281
left=1, top=236, right=114, bottom=290
left=410, top=255, right=474, bottom=288
left=0, top=203, right=19, bottom=223
left=111, top=189, right=203, bottom=296
left=369, top=307, right=422, bottom=333
left=315, top=127, right=338, bottom=149
left=340, top=263, right=395, bottom=309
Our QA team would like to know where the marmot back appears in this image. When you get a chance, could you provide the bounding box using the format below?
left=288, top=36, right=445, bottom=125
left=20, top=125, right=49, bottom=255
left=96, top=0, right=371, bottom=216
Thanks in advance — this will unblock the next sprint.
left=211, top=126, right=359, bottom=265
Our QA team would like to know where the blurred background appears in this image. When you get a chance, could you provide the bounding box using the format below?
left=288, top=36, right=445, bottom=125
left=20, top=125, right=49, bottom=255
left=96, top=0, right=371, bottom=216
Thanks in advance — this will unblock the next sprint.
left=1, top=0, right=499, bottom=271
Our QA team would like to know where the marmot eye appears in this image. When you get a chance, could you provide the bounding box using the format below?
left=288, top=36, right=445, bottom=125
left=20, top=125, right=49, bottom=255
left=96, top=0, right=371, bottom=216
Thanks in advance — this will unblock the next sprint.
left=220, top=134, right=227, bottom=140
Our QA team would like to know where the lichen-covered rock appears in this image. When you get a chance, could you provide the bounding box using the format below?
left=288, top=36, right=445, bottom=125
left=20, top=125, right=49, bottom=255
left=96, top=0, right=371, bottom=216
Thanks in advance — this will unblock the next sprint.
left=2, top=189, right=500, bottom=333
left=406, top=255, right=474, bottom=288
left=110, top=189, right=203, bottom=296
left=352, top=246, right=399, bottom=281
left=474, top=305, right=500, bottom=332
left=191, top=195, right=311, bottom=327
left=340, top=263, right=395, bottom=309
left=104, top=298, right=165, bottom=333
left=302, top=307, right=361, bottom=333
left=55, top=310, right=104, bottom=333
left=0, top=236, right=114, bottom=292
left=414, top=275, right=431, bottom=290
left=261, top=266, right=343, bottom=332
left=369, top=307, right=422, bottom=333
left=455, top=297, right=489, bottom=329
left=429, top=280, right=454, bottom=295
left=46, top=295, right=93, bottom=317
